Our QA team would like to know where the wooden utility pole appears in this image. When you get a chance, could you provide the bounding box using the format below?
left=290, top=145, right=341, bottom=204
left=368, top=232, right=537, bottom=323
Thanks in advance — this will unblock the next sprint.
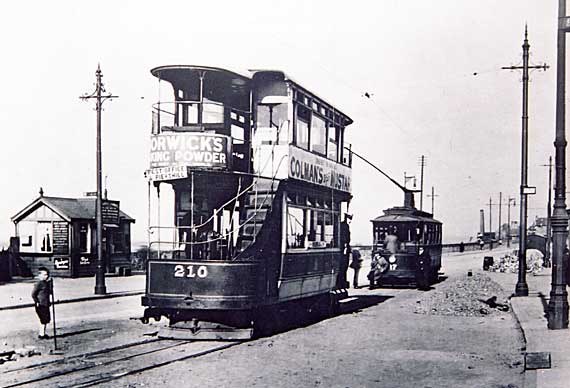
left=507, top=197, right=516, bottom=248
left=80, top=65, right=118, bottom=295
left=498, top=192, right=502, bottom=242
left=488, top=197, right=493, bottom=237
left=502, top=26, right=548, bottom=297
left=426, top=186, right=439, bottom=215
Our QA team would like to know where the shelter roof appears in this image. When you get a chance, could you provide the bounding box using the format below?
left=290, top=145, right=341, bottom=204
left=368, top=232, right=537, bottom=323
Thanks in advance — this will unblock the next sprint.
left=11, top=196, right=135, bottom=223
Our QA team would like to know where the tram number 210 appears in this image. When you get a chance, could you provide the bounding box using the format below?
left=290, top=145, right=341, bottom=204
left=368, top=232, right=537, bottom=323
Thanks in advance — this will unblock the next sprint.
left=174, top=265, right=208, bottom=278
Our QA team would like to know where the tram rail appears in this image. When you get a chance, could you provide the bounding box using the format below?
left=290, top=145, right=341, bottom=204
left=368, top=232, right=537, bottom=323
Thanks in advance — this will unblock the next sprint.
left=0, top=338, right=241, bottom=388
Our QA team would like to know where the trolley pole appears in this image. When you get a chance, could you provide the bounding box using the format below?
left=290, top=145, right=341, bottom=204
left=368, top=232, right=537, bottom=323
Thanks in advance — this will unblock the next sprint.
left=502, top=27, right=549, bottom=297
left=549, top=0, right=570, bottom=329
left=80, top=65, right=118, bottom=295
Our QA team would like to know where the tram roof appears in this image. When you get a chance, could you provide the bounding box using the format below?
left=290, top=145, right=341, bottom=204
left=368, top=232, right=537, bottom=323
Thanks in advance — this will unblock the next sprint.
left=250, top=69, right=353, bottom=125
left=150, top=65, right=353, bottom=125
left=371, top=206, right=442, bottom=224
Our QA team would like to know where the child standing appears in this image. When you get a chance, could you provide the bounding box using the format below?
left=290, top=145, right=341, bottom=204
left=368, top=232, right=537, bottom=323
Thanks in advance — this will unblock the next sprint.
left=31, top=267, right=52, bottom=339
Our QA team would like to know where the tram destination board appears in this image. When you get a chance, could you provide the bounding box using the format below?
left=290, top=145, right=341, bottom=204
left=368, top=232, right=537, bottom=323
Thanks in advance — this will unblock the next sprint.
left=148, top=166, right=188, bottom=182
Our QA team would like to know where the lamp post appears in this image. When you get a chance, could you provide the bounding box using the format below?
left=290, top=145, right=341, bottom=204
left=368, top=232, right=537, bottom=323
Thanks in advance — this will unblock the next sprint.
left=548, top=0, right=570, bottom=329
left=80, top=65, right=118, bottom=295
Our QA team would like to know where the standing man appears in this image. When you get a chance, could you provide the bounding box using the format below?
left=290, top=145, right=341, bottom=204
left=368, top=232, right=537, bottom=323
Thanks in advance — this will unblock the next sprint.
left=32, top=267, right=52, bottom=339
left=339, top=214, right=352, bottom=289
left=349, top=248, right=363, bottom=288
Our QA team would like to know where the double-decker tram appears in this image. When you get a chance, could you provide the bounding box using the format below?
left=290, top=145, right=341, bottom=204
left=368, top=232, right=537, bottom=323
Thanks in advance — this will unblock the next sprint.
left=142, top=65, right=353, bottom=339
left=370, top=196, right=442, bottom=289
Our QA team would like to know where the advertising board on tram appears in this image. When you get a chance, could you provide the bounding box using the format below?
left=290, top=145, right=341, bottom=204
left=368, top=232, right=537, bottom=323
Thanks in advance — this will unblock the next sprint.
left=288, top=146, right=352, bottom=193
left=149, top=132, right=231, bottom=170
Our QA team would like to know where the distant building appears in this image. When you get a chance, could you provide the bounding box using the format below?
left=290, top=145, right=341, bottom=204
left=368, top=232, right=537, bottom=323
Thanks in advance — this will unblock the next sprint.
left=11, top=193, right=135, bottom=277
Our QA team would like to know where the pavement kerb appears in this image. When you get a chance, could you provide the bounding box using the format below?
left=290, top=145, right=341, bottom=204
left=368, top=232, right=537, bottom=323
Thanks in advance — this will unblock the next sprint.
left=509, top=295, right=529, bottom=353
left=0, top=290, right=144, bottom=312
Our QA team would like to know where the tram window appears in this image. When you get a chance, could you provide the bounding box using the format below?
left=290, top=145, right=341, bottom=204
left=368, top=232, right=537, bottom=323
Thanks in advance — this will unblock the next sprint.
left=231, top=125, right=244, bottom=144
left=296, top=105, right=310, bottom=150
left=327, top=125, right=338, bottom=161
left=310, top=115, right=326, bottom=155
left=256, top=103, right=288, bottom=130
left=324, top=212, right=335, bottom=247
left=287, top=206, right=306, bottom=249
left=203, top=101, right=224, bottom=124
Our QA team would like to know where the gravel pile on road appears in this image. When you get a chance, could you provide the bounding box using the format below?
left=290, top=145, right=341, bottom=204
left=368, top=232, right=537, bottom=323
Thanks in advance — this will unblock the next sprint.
left=414, top=273, right=510, bottom=317
left=489, top=249, right=544, bottom=275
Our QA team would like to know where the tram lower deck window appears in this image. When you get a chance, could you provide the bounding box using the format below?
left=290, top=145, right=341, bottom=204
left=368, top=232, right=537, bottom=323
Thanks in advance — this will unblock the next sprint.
left=286, top=204, right=338, bottom=250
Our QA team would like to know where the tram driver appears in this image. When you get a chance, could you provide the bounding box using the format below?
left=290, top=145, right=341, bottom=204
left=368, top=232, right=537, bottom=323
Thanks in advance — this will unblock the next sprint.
left=385, top=226, right=400, bottom=254
left=339, top=213, right=352, bottom=289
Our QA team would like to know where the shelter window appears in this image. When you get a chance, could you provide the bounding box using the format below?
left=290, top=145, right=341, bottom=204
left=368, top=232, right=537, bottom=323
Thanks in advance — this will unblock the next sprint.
left=79, top=223, right=90, bottom=253
left=295, top=105, right=310, bottom=150
left=38, top=222, right=52, bottom=253
left=310, top=115, right=326, bottom=155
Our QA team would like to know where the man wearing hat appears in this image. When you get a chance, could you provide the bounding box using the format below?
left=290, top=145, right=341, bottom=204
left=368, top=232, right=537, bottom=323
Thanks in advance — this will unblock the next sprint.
left=339, top=213, right=352, bottom=288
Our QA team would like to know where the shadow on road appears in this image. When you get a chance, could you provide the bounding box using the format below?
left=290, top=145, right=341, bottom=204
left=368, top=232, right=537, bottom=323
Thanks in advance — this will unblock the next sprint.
left=55, top=328, right=102, bottom=339
left=257, top=294, right=394, bottom=338
left=339, top=294, right=394, bottom=315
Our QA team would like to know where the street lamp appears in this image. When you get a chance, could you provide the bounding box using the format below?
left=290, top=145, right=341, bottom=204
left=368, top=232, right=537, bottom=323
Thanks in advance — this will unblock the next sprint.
left=548, top=0, right=569, bottom=329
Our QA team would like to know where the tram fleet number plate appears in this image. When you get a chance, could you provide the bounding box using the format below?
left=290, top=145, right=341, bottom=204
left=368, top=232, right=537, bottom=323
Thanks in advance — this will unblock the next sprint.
left=173, top=264, right=208, bottom=278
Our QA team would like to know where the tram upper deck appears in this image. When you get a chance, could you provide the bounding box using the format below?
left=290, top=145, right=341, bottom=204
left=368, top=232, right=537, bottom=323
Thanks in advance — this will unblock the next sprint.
left=148, top=66, right=354, bottom=261
left=149, top=65, right=353, bottom=182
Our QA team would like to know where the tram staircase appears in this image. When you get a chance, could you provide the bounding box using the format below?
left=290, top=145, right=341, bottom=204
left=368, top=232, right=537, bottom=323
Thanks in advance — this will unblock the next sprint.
left=237, top=177, right=279, bottom=253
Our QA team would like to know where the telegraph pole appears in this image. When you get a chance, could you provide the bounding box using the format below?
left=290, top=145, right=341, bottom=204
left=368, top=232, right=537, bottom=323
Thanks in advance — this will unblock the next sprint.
left=507, top=197, right=516, bottom=248
left=549, top=0, right=570, bottom=329
left=541, top=156, right=553, bottom=267
left=426, top=186, right=439, bottom=215
left=498, top=192, right=502, bottom=242
left=488, top=197, right=493, bottom=237
left=502, top=26, right=549, bottom=297
left=80, top=65, right=118, bottom=295
left=418, top=155, right=426, bottom=210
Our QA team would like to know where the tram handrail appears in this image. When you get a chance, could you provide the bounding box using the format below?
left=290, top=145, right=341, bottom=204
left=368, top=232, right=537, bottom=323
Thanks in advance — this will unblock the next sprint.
left=173, top=119, right=289, bottom=231
left=148, top=109, right=288, bottom=259
left=148, top=157, right=287, bottom=243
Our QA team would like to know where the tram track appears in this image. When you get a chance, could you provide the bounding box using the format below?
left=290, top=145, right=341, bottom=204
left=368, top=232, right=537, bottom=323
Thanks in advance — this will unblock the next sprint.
left=0, top=338, right=241, bottom=388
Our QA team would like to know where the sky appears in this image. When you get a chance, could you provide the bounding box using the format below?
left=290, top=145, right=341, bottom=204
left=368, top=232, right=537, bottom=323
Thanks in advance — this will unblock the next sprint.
left=0, top=0, right=563, bottom=246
